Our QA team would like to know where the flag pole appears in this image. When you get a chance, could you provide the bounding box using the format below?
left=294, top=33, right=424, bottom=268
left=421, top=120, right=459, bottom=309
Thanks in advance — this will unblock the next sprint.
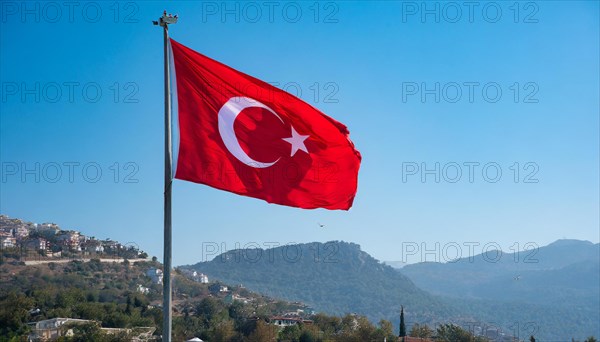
left=154, top=10, right=177, bottom=342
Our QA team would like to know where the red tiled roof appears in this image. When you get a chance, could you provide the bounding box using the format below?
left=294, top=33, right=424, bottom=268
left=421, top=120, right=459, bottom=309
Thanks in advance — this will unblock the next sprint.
left=402, top=337, right=433, bottom=342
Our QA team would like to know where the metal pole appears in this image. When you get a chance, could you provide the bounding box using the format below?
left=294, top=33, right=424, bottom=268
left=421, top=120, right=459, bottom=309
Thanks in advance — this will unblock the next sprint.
left=162, top=23, right=173, bottom=342
left=154, top=11, right=177, bottom=342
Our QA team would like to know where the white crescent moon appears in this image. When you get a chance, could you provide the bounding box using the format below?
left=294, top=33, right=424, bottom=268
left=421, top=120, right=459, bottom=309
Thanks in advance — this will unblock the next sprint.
left=217, top=96, right=284, bottom=168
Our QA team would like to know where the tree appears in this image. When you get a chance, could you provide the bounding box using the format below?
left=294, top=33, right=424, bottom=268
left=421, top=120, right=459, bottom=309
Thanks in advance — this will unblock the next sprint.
left=125, top=296, right=132, bottom=315
left=62, top=322, right=104, bottom=341
left=585, top=337, right=597, bottom=342
left=399, top=305, right=406, bottom=337
left=312, top=313, right=342, bottom=337
left=299, top=330, right=316, bottom=342
left=354, top=315, right=377, bottom=341
left=196, top=297, right=225, bottom=321
left=436, top=323, right=489, bottom=342
left=0, top=291, right=34, bottom=337
left=211, top=320, right=236, bottom=342
left=377, top=319, right=396, bottom=341
left=410, top=323, right=433, bottom=338
left=279, top=324, right=302, bottom=341
left=247, top=320, right=277, bottom=341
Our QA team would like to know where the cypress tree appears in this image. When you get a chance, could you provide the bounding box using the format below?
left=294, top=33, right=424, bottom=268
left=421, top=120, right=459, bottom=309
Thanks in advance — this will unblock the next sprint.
left=399, top=305, right=406, bottom=337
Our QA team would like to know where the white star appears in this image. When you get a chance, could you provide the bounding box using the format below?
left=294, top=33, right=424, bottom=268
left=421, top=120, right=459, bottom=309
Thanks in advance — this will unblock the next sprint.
left=282, top=126, right=309, bottom=157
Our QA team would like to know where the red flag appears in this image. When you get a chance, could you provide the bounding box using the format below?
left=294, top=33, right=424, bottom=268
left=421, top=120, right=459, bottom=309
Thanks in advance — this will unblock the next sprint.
left=170, top=39, right=361, bottom=210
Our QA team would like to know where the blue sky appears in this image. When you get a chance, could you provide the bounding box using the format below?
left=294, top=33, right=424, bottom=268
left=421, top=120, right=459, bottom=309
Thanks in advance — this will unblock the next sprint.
left=1, top=1, right=598, bottom=265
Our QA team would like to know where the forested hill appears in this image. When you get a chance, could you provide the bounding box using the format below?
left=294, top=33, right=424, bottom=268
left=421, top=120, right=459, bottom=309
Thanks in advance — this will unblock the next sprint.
left=185, top=241, right=461, bottom=324
left=185, top=240, right=600, bottom=341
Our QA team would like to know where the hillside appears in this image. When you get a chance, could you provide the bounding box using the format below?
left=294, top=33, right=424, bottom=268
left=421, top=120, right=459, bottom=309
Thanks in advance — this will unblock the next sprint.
left=3, top=215, right=598, bottom=340
left=0, top=259, right=315, bottom=341
left=0, top=214, right=147, bottom=261
left=1, top=215, right=422, bottom=342
left=185, top=240, right=600, bottom=341
left=399, top=239, right=600, bottom=340
left=399, top=239, right=599, bottom=306
left=185, top=241, right=466, bottom=325
left=0, top=215, right=326, bottom=341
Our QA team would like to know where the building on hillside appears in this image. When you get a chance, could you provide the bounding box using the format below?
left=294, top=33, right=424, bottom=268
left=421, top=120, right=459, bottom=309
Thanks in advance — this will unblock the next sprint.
left=35, top=223, right=61, bottom=235
left=27, top=318, right=155, bottom=341
left=137, top=284, right=150, bottom=295
left=0, top=228, right=12, bottom=238
left=0, top=215, right=25, bottom=230
left=208, top=283, right=230, bottom=294
left=13, top=225, right=30, bottom=239
left=27, top=318, right=91, bottom=340
left=268, top=316, right=313, bottom=328
left=399, top=338, right=432, bottom=342
left=183, top=270, right=209, bottom=283
left=56, top=231, right=82, bottom=250
left=25, top=238, right=49, bottom=252
left=1, top=236, right=16, bottom=248
left=400, top=337, right=434, bottom=342
left=102, top=239, right=121, bottom=253
left=224, top=293, right=253, bottom=304
left=146, top=268, right=163, bottom=284
left=198, top=273, right=208, bottom=283
left=102, top=326, right=156, bottom=341
left=82, top=239, right=104, bottom=254
left=283, top=309, right=305, bottom=317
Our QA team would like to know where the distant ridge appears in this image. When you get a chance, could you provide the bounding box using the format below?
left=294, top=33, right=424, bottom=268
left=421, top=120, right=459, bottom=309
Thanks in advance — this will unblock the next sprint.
left=400, top=239, right=600, bottom=339
left=184, top=239, right=600, bottom=341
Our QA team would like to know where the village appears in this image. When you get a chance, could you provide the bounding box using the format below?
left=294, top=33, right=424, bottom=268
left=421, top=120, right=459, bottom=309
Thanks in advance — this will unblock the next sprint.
left=0, top=215, right=148, bottom=262
left=1, top=215, right=322, bottom=341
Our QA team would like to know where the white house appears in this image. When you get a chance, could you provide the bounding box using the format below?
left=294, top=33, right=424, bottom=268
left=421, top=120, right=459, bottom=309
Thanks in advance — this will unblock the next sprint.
left=191, top=271, right=209, bottom=283
left=1, top=237, right=16, bottom=248
left=269, top=316, right=313, bottom=328
left=137, top=284, right=150, bottom=294
left=25, top=238, right=48, bottom=251
left=146, top=268, right=163, bottom=284
left=35, top=223, right=60, bottom=235
left=199, top=273, right=209, bottom=284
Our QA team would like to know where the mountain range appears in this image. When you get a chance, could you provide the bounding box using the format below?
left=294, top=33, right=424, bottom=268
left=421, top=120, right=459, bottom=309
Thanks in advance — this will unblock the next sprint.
left=184, top=239, right=600, bottom=341
left=399, top=239, right=599, bottom=307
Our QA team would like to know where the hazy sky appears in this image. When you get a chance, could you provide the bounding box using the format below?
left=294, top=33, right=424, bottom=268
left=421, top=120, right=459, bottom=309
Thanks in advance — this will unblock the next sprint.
left=1, top=1, right=598, bottom=265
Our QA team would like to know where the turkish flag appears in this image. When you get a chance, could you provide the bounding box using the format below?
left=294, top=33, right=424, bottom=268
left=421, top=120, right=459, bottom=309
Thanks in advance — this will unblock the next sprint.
left=170, top=39, right=361, bottom=210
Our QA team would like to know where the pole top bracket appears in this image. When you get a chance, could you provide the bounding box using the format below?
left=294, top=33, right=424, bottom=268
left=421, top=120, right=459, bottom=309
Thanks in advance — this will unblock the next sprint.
left=153, top=10, right=178, bottom=27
